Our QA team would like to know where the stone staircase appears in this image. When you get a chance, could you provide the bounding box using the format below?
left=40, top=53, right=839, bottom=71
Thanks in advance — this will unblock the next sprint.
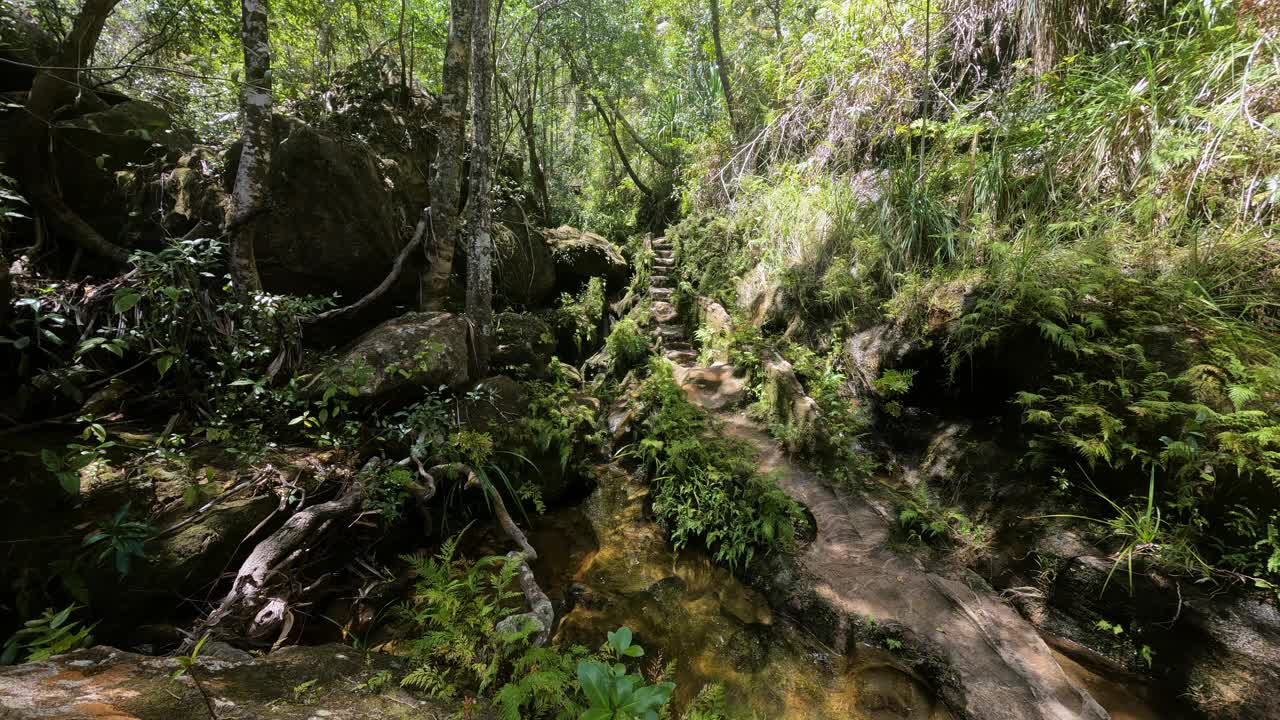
left=649, top=237, right=698, bottom=365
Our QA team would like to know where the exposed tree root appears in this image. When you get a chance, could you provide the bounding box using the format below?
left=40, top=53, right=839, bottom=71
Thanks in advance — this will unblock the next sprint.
left=189, top=453, right=553, bottom=649
left=495, top=551, right=555, bottom=646
left=191, top=463, right=365, bottom=646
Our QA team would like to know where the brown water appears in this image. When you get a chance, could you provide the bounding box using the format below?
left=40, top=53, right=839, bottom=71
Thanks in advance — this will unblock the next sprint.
left=489, top=464, right=954, bottom=719
left=477, top=462, right=1162, bottom=719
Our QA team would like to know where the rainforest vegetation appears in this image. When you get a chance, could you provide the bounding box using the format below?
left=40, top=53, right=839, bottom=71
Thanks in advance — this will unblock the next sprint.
left=1, top=0, right=1278, bottom=717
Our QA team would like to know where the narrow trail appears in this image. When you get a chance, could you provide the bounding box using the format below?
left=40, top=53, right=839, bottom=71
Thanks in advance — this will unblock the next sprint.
left=645, top=237, right=1111, bottom=720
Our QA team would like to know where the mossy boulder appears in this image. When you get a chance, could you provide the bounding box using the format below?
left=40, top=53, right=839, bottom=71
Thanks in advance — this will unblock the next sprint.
left=322, top=311, right=471, bottom=404
left=495, top=222, right=557, bottom=305
left=49, top=100, right=192, bottom=247
left=542, top=225, right=629, bottom=292
left=225, top=116, right=412, bottom=303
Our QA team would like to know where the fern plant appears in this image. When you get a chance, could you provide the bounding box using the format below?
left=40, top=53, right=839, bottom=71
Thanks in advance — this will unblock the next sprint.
left=398, top=530, right=524, bottom=696
left=2, top=604, right=95, bottom=665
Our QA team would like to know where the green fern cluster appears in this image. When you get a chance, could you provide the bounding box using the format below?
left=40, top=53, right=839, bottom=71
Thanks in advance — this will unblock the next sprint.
left=627, top=361, right=805, bottom=568
left=397, top=531, right=525, bottom=696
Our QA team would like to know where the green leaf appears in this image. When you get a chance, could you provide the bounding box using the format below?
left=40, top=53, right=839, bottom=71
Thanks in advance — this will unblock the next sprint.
left=112, top=289, right=141, bottom=314
left=155, top=355, right=176, bottom=378
left=607, top=626, right=632, bottom=655
left=619, top=682, right=675, bottom=715
left=576, top=661, right=611, bottom=709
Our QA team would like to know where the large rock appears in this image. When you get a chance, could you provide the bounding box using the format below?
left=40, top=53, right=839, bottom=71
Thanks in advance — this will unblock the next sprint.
left=843, top=323, right=920, bottom=398
left=226, top=116, right=410, bottom=302
left=0, top=644, right=476, bottom=719
left=49, top=101, right=192, bottom=247
left=542, top=225, right=628, bottom=292
left=1037, top=554, right=1280, bottom=719
left=493, top=311, right=555, bottom=371
left=495, top=222, right=557, bottom=305
left=761, top=353, right=819, bottom=448
left=722, top=414, right=1110, bottom=720
left=736, top=264, right=784, bottom=329
left=160, top=149, right=225, bottom=232
left=323, top=311, right=470, bottom=403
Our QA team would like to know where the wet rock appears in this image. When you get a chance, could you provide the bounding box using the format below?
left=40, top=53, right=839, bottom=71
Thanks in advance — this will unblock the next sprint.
left=493, top=311, right=555, bottom=371
left=721, top=415, right=1109, bottom=720
left=542, top=225, right=629, bottom=292
left=0, top=643, right=477, bottom=719
left=851, top=663, right=945, bottom=720
left=322, top=311, right=471, bottom=403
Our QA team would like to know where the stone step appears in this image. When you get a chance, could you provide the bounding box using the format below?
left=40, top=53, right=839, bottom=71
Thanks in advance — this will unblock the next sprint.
left=652, top=301, right=678, bottom=324
left=650, top=287, right=673, bottom=299
left=653, top=259, right=675, bottom=268
left=649, top=275, right=672, bottom=288
left=656, top=324, right=687, bottom=341
left=654, top=249, right=674, bottom=257
left=665, top=348, right=698, bottom=364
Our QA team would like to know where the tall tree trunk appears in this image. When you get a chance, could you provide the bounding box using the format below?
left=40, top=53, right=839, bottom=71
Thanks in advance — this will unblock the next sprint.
left=465, top=0, right=494, bottom=376
left=225, top=0, right=272, bottom=297
left=587, top=94, right=651, bottom=197
left=421, top=0, right=473, bottom=310
left=14, top=0, right=129, bottom=265
left=709, top=0, right=738, bottom=141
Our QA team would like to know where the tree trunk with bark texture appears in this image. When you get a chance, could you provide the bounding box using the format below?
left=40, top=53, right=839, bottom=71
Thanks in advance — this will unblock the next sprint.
left=13, top=0, right=129, bottom=265
left=465, top=0, right=494, bottom=376
left=225, top=0, right=273, bottom=297
left=709, top=0, right=739, bottom=141
left=421, top=0, right=473, bottom=310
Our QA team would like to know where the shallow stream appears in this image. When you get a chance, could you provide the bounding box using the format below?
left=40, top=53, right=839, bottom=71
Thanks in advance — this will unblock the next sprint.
left=476, top=463, right=1163, bottom=719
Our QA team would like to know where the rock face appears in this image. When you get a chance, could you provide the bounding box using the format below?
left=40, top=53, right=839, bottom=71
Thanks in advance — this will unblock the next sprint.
left=736, top=264, right=784, bottom=329
left=542, top=225, right=629, bottom=292
left=493, top=311, right=555, bottom=371
left=843, top=323, right=920, bottom=397
left=0, top=644, right=474, bottom=719
left=711, top=411, right=1109, bottom=720
left=495, top=222, right=557, bottom=305
left=161, top=149, right=225, bottom=232
left=323, top=311, right=471, bottom=403
left=227, top=116, right=410, bottom=301
left=761, top=354, right=820, bottom=445
left=1036, top=555, right=1280, bottom=720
